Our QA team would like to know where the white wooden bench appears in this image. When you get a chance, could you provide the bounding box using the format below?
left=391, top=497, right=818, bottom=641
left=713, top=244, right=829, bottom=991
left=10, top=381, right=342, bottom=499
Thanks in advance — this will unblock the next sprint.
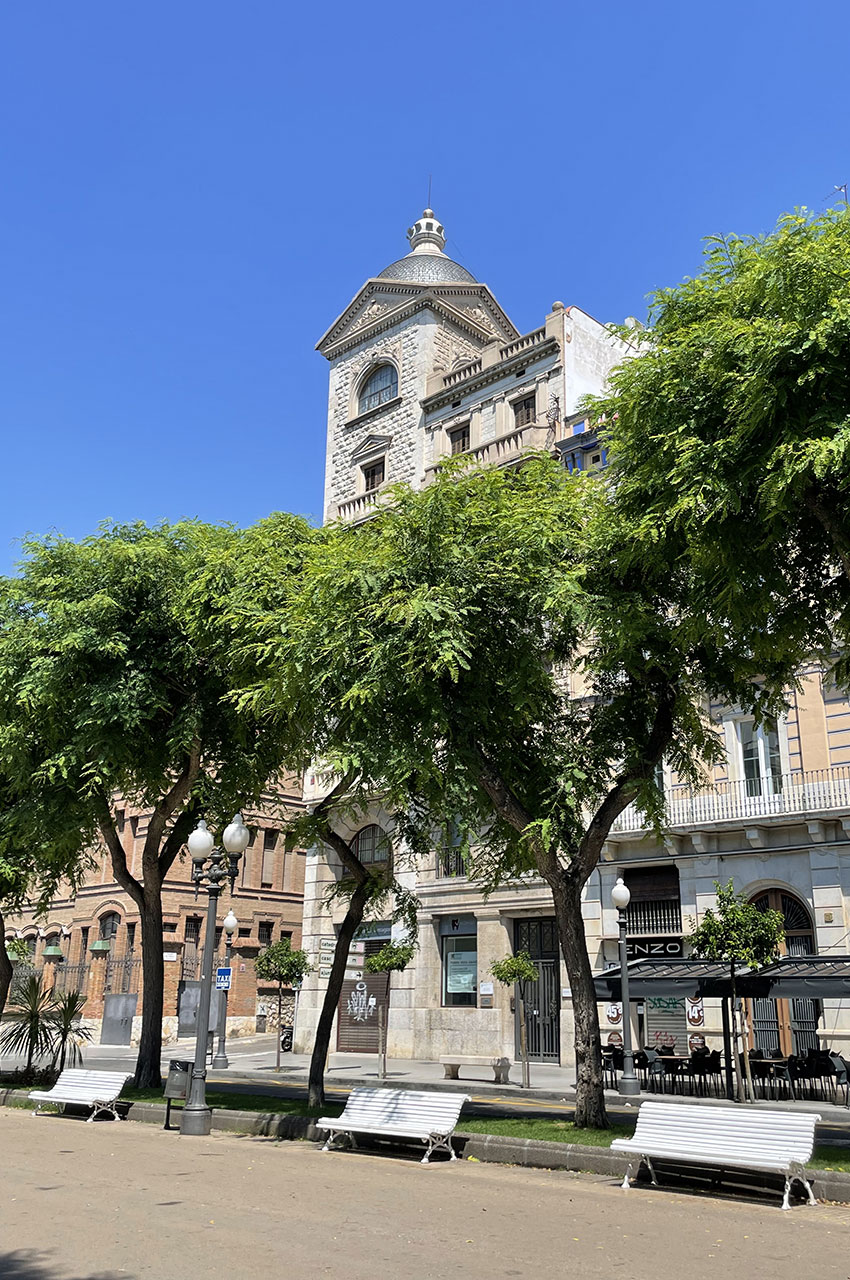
left=439, top=1055, right=511, bottom=1084
left=612, top=1101, right=821, bottom=1210
left=29, top=1069, right=132, bottom=1123
left=317, top=1087, right=469, bottom=1164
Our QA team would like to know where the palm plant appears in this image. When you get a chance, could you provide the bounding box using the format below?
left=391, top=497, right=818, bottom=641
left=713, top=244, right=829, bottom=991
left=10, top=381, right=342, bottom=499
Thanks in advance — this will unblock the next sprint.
left=0, top=975, right=57, bottom=1074
left=49, top=990, right=92, bottom=1072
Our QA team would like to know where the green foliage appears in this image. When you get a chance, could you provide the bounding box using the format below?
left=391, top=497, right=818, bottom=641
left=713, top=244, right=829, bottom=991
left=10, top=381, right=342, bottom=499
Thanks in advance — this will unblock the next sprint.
left=254, top=938, right=312, bottom=989
left=49, top=989, right=92, bottom=1072
left=688, top=880, right=785, bottom=971
left=491, top=951, right=539, bottom=988
left=0, top=975, right=57, bottom=1072
left=364, top=940, right=415, bottom=973
left=4, top=937, right=29, bottom=964
left=589, top=206, right=850, bottom=686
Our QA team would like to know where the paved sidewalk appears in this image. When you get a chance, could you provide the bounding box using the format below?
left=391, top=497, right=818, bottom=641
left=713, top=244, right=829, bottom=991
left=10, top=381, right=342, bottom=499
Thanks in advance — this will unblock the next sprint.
left=2, top=1107, right=849, bottom=1280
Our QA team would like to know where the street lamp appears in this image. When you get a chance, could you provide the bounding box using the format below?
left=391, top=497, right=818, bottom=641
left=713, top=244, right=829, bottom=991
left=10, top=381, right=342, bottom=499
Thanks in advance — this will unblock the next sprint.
left=611, top=877, right=640, bottom=1097
left=212, top=909, right=238, bottom=1070
left=180, top=814, right=250, bottom=1136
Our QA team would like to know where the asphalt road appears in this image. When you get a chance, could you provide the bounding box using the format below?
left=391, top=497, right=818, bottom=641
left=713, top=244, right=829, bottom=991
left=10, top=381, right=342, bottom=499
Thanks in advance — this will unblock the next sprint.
left=2, top=1108, right=849, bottom=1280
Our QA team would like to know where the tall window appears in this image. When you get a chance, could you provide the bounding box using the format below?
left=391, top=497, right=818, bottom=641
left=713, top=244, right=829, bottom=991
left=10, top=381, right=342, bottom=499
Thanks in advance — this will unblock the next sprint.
left=358, top=364, right=398, bottom=415
left=441, top=917, right=477, bottom=1007
left=185, top=916, right=202, bottom=947
left=258, top=921, right=273, bottom=947
left=362, top=459, right=385, bottom=493
left=448, top=423, right=470, bottom=456
left=99, top=912, right=120, bottom=944
left=351, top=824, right=389, bottom=866
left=513, top=394, right=536, bottom=427
left=738, top=717, right=783, bottom=796
left=262, top=829, right=276, bottom=888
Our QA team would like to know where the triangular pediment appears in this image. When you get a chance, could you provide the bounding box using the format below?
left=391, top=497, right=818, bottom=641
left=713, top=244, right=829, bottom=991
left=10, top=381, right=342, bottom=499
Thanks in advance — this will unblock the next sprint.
left=316, top=278, right=518, bottom=359
left=351, top=433, right=393, bottom=462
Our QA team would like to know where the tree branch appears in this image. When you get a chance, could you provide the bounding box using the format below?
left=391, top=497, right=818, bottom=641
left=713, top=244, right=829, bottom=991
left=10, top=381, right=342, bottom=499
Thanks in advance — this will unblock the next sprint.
left=805, top=489, right=850, bottom=582
left=144, top=736, right=202, bottom=872
left=94, top=789, right=144, bottom=911
left=471, top=746, right=560, bottom=885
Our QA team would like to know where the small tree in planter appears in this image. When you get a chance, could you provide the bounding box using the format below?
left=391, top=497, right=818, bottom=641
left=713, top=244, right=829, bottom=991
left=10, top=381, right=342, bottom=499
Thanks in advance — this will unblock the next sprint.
left=50, top=990, right=93, bottom=1072
left=365, top=940, right=415, bottom=1078
left=255, top=939, right=312, bottom=1071
left=688, top=880, right=785, bottom=1103
left=491, top=951, right=539, bottom=1089
left=0, top=974, right=56, bottom=1078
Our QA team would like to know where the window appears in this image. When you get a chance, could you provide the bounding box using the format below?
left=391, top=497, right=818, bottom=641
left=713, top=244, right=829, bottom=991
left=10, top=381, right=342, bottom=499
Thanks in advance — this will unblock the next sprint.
left=99, top=912, right=120, bottom=943
left=262, top=829, right=276, bottom=888
left=351, top=824, right=389, bottom=866
left=79, top=927, right=89, bottom=957
left=185, top=916, right=202, bottom=947
left=358, top=364, right=398, bottom=416
left=258, top=921, right=273, bottom=947
left=362, top=459, right=385, bottom=493
left=448, top=423, right=470, bottom=456
left=280, top=929, right=292, bottom=943
left=238, top=926, right=251, bottom=939
left=442, top=933, right=477, bottom=1007
left=24, top=935, right=37, bottom=959
left=737, top=717, right=783, bottom=796
left=214, top=927, right=223, bottom=952
left=125, top=922, right=136, bottom=953
left=513, top=394, right=536, bottom=428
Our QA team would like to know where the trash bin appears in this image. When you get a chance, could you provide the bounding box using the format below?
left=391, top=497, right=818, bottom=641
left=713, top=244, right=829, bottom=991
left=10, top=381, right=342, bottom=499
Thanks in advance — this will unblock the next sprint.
left=164, top=1059, right=191, bottom=1100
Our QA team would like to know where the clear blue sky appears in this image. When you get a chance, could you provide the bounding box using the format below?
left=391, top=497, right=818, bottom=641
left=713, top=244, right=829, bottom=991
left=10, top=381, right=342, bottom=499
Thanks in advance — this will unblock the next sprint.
left=1, top=2, right=847, bottom=574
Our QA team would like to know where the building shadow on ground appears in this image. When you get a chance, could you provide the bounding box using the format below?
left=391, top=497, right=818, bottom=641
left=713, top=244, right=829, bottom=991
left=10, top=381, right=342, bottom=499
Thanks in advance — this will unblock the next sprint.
left=0, top=1250, right=133, bottom=1280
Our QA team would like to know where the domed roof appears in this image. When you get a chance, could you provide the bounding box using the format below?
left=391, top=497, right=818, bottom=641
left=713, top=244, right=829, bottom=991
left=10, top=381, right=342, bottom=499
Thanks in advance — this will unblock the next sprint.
left=376, top=209, right=477, bottom=285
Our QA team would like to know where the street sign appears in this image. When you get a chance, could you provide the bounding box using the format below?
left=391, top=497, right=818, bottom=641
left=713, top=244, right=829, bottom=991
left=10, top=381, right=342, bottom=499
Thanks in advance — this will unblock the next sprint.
left=215, top=967, right=232, bottom=991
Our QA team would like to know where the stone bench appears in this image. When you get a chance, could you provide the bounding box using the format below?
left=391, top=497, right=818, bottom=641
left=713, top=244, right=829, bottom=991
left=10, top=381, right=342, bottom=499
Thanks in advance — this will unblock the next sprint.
left=439, top=1055, right=511, bottom=1084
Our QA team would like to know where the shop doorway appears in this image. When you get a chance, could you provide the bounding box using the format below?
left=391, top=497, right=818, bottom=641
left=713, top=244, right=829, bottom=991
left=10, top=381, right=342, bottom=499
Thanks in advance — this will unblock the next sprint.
left=513, top=919, right=560, bottom=1063
left=749, top=890, right=820, bottom=1056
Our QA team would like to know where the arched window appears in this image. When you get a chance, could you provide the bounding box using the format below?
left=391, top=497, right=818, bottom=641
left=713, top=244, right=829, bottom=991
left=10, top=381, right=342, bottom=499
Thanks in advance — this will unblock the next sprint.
left=351, top=824, right=389, bottom=866
left=99, top=912, right=120, bottom=943
left=358, top=364, right=398, bottom=416
left=749, top=889, right=819, bottom=1056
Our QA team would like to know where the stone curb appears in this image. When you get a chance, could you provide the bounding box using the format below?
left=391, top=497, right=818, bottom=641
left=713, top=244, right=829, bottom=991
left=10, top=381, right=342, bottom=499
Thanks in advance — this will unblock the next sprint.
left=6, top=1089, right=850, bottom=1203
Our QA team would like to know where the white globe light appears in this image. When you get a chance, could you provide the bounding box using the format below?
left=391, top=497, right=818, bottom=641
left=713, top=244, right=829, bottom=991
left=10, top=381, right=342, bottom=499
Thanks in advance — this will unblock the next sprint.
left=187, top=819, right=215, bottom=860
left=223, top=910, right=238, bottom=935
left=223, top=813, right=250, bottom=854
left=611, top=877, right=631, bottom=911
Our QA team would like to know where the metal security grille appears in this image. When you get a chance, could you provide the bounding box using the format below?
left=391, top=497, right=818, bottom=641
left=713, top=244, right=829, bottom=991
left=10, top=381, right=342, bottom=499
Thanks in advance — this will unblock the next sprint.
left=336, top=961, right=389, bottom=1053
left=513, top=919, right=560, bottom=1062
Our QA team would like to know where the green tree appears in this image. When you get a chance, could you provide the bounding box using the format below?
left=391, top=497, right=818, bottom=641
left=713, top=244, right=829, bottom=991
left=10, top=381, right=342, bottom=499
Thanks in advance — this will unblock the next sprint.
left=589, top=206, right=850, bottom=684
left=0, top=515, right=312, bottom=1087
left=241, top=457, right=760, bottom=1127
left=254, top=938, right=312, bottom=1071
left=688, top=879, right=785, bottom=1103
left=491, top=951, right=538, bottom=1089
left=365, top=939, right=415, bottom=1078
left=0, top=974, right=56, bottom=1076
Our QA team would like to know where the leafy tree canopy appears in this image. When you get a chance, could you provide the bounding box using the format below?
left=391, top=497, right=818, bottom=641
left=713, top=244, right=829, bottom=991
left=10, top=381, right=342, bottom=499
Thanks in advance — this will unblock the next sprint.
left=364, top=940, right=415, bottom=973
left=254, top=938, right=312, bottom=988
left=590, top=207, right=850, bottom=682
left=688, top=880, right=785, bottom=971
left=491, top=951, right=538, bottom=988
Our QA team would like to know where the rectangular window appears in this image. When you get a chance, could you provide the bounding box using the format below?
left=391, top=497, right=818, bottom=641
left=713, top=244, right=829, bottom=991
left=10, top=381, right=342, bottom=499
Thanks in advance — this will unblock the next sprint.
left=258, top=921, right=273, bottom=946
left=363, top=459, right=385, bottom=492
left=185, top=917, right=202, bottom=946
left=448, top=423, right=470, bottom=455
left=280, top=929, right=292, bottom=944
left=214, top=927, right=223, bottom=952
left=738, top=717, right=783, bottom=797
left=241, top=847, right=252, bottom=887
left=238, top=926, right=251, bottom=939
left=262, top=830, right=276, bottom=887
left=125, top=922, right=136, bottom=953
left=442, top=935, right=477, bottom=1007
left=79, top=927, right=89, bottom=958
left=513, top=394, right=536, bottom=428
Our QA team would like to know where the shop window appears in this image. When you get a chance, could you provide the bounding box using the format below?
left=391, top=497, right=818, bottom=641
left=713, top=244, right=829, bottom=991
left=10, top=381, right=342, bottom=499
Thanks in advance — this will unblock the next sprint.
left=440, top=916, right=477, bottom=1006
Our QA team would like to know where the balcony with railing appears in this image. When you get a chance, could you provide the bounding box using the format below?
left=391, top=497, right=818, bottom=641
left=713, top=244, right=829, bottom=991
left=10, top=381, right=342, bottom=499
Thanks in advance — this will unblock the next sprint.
left=625, top=898, right=682, bottom=935
left=436, top=847, right=467, bottom=878
left=612, top=766, right=850, bottom=835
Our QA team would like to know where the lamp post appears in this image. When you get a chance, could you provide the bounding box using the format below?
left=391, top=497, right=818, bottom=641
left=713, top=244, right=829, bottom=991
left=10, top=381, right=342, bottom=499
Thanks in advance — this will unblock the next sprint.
left=180, top=814, right=250, bottom=1136
left=611, top=877, right=640, bottom=1097
left=212, top=909, right=238, bottom=1070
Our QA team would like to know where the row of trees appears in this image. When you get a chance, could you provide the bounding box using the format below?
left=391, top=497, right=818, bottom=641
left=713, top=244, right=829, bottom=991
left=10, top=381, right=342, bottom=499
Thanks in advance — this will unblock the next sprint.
left=1, top=206, right=847, bottom=1122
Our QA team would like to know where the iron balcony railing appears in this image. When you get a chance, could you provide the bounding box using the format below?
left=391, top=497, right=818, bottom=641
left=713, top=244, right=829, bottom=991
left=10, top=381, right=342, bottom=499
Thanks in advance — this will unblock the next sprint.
left=436, top=848, right=466, bottom=878
left=612, top=765, right=850, bottom=834
left=625, top=898, right=682, bottom=935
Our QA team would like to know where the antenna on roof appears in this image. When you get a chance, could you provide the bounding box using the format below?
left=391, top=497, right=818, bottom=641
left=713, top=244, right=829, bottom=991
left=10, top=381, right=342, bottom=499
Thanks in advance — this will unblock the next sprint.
left=427, top=174, right=432, bottom=209
left=835, top=183, right=848, bottom=204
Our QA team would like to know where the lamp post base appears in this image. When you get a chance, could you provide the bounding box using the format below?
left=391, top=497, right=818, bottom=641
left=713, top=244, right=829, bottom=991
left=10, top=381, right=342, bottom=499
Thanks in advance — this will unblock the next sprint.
left=211, top=1052, right=229, bottom=1070
left=179, top=1104, right=213, bottom=1136
left=618, top=1075, right=641, bottom=1097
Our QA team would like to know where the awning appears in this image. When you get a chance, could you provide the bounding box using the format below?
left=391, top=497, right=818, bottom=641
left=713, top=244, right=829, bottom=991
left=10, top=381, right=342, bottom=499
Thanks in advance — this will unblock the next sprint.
left=593, top=955, right=850, bottom=1002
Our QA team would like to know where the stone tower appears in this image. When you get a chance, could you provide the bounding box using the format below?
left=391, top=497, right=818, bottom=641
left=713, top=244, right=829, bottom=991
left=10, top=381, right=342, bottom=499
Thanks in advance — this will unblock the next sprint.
left=315, top=209, right=518, bottom=522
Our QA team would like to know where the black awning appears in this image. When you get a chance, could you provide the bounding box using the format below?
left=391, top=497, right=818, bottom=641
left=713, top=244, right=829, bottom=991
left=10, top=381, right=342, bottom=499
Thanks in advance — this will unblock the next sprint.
left=592, top=955, right=850, bottom=1001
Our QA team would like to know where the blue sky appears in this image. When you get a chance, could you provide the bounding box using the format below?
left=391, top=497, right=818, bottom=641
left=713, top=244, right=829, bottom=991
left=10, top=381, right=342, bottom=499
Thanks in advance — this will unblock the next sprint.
left=1, top=2, right=847, bottom=574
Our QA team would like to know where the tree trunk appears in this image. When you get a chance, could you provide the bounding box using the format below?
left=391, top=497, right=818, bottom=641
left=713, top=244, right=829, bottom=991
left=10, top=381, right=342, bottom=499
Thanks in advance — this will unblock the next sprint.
left=134, top=877, right=166, bottom=1088
left=552, top=874, right=607, bottom=1128
left=518, top=983, right=530, bottom=1089
left=729, top=968, right=746, bottom=1105
left=307, top=880, right=371, bottom=1109
left=276, top=985, right=282, bottom=1072
left=0, top=908, right=13, bottom=1024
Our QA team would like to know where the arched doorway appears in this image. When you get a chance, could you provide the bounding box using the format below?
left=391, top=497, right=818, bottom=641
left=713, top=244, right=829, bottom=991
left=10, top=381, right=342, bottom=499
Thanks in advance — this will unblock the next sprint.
left=749, top=889, right=820, bottom=1056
